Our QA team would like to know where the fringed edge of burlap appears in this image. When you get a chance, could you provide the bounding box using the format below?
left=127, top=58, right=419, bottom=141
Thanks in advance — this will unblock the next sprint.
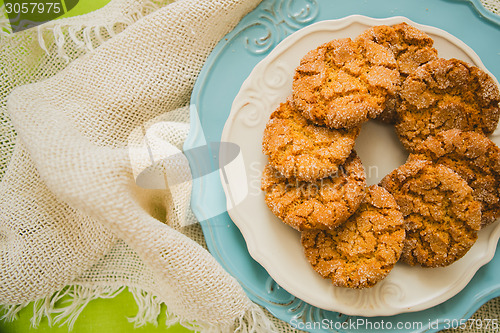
left=0, top=0, right=176, bottom=61
left=172, top=303, right=278, bottom=333
left=0, top=284, right=277, bottom=332
left=36, top=0, right=176, bottom=61
left=0, top=285, right=127, bottom=329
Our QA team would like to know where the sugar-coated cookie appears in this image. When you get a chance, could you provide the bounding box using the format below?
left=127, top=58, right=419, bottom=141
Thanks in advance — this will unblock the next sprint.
left=262, top=99, right=359, bottom=182
left=395, top=58, right=500, bottom=151
left=380, top=159, right=481, bottom=267
left=410, top=129, right=500, bottom=227
left=301, top=185, right=405, bottom=289
left=292, top=38, right=400, bottom=129
left=261, top=152, right=366, bottom=231
left=356, top=22, right=438, bottom=123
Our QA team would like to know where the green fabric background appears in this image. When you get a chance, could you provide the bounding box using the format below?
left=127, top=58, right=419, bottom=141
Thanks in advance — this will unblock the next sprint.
left=0, top=1, right=191, bottom=332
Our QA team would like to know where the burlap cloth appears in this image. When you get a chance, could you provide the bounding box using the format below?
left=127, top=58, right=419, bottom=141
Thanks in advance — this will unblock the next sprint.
left=0, top=0, right=498, bottom=332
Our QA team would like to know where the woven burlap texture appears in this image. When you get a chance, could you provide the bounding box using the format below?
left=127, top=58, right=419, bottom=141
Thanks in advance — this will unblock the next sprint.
left=0, top=0, right=499, bottom=332
left=0, top=0, right=283, bottom=331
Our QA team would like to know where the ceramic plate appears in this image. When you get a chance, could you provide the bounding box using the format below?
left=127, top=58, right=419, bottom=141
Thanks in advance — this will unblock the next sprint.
left=220, top=15, right=500, bottom=317
left=187, top=0, right=500, bottom=331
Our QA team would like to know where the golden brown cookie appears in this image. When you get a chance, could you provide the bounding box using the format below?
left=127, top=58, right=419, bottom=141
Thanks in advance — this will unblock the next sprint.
left=395, top=58, right=500, bottom=151
left=356, top=22, right=439, bottom=123
left=380, top=159, right=482, bottom=267
left=301, top=185, right=405, bottom=289
left=261, top=152, right=366, bottom=231
left=262, top=99, right=360, bottom=181
left=292, top=37, right=400, bottom=129
left=409, top=129, right=500, bottom=227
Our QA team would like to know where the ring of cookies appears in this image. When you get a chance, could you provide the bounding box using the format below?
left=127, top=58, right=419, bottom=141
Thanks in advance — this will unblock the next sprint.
left=261, top=22, right=500, bottom=289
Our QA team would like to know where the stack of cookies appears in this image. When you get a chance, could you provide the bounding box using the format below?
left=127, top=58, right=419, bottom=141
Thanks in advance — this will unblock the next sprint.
left=261, top=22, right=500, bottom=289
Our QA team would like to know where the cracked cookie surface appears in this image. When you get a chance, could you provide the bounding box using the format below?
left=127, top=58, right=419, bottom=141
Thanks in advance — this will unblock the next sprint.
left=262, top=99, right=360, bottom=181
left=380, top=159, right=482, bottom=267
left=356, top=22, right=438, bottom=123
left=409, top=129, right=500, bottom=227
left=292, top=37, right=400, bottom=129
left=261, top=152, right=366, bottom=231
left=301, top=185, right=405, bottom=289
left=395, top=58, right=500, bottom=151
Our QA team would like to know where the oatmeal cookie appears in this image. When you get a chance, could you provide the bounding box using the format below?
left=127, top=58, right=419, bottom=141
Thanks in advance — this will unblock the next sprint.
left=301, top=185, right=405, bottom=289
left=409, top=129, right=500, bottom=227
left=356, top=22, right=439, bottom=123
left=395, top=58, right=500, bottom=151
left=261, top=152, right=366, bottom=231
left=262, top=99, right=360, bottom=181
left=292, top=37, right=400, bottom=129
left=380, top=159, right=482, bottom=267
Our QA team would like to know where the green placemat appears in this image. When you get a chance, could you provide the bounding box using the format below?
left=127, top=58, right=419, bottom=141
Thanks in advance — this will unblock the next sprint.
left=1, top=1, right=190, bottom=332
